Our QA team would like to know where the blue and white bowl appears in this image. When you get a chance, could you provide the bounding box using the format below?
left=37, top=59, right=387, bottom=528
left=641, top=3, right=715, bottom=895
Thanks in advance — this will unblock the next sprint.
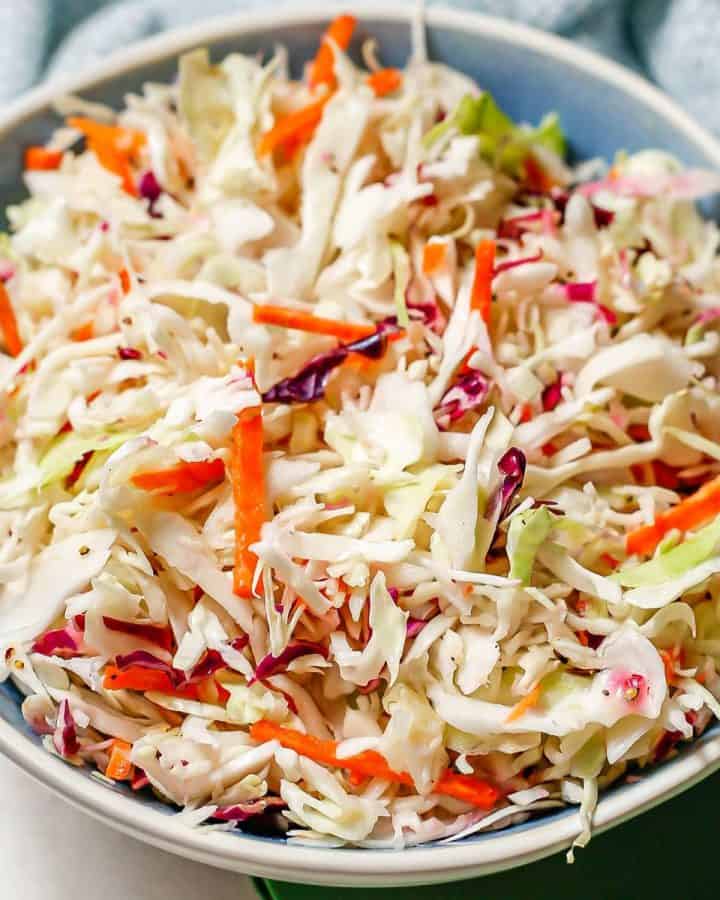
left=2, top=5, right=720, bottom=886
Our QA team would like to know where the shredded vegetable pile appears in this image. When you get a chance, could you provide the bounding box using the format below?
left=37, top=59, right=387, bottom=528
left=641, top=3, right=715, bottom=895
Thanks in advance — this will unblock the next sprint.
left=4, top=13, right=720, bottom=854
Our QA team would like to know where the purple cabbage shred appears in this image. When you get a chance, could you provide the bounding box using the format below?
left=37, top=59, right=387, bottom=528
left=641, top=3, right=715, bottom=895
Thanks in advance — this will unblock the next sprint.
left=213, top=797, right=286, bottom=823
left=434, top=370, right=490, bottom=428
left=262, top=326, right=396, bottom=404
left=489, top=447, right=527, bottom=524
left=52, top=699, right=79, bottom=758
left=250, top=641, right=329, bottom=684
left=139, top=170, right=163, bottom=216
left=541, top=374, right=563, bottom=412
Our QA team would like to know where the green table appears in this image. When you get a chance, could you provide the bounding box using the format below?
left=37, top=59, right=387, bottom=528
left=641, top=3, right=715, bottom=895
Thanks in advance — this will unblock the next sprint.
left=256, top=771, right=718, bottom=898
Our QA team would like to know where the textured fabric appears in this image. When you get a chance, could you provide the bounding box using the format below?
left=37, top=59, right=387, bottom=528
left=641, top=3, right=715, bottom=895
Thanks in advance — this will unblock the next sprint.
left=1, top=0, right=718, bottom=133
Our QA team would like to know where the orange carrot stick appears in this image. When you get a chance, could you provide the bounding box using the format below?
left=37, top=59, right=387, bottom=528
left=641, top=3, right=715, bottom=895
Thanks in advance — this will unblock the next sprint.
left=103, top=665, right=176, bottom=693
left=68, top=117, right=145, bottom=196
left=0, top=282, right=22, bottom=357
left=119, top=268, right=132, bottom=294
left=131, top=458, right=226, bottom=495
left=105, top=740, right=134, bottom=781
left=422, top=241, right=447, bottom=276
left=626, top=474, right=720, bottom=557
left=256, top=93, right=333, bottom=158
left=505, top=683, right=542, bottom=724
left=71, top=322, right=94, bottom=342
left=250, top=720, right=500, bottom=809
left=366, top=68, right=402, bottom=97
left=471, top=239, right=496, bottom=324
left=433, top=770, right=501, bottom=809
left=24, top=146, right=64, bottom=171
left=231, top=406, right=266, bottom=597
left=309, top=14, right=357, bottom=90
left=253, top=304, right=376, bottom=342
left=103, top=665, right=202, bottom=699
left=67, top=118, right=146, bottom=155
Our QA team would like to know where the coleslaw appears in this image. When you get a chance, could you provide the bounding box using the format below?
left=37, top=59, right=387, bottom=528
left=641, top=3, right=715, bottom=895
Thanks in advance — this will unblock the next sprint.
left=2, top=12, right=720, bottom=854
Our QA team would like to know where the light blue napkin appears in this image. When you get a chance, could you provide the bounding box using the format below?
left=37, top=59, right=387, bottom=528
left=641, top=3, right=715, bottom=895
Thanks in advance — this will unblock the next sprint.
left=2, top=1, right=719, bottom=134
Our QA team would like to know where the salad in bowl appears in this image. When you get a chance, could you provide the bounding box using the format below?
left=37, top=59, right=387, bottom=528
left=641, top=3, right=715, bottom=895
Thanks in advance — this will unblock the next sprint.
left=2, top=11, right=720, bottom=857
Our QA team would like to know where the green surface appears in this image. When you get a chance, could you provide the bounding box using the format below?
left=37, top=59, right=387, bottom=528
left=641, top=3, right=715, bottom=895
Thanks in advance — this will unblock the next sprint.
left=255, top=770, right=720, bottom=897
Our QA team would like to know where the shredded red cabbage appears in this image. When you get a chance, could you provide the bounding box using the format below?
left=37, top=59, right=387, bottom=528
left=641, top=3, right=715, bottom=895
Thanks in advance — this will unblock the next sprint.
left=118, top=347, right=143, bottom=361
left=489, top=447, right=527, bottom=524
left=103, top=617, right=174, bottom=651
left=564, top=281, right=596, bottom=303
left=551, top=189, right=614, bottom=228
left=434, top=370, right=491, bottom=428
left=185, top=649, right=225, bottom=683
left=213, top=797, right=286, bottom=822
left=65, top=451, right=93, bottom=489
left=115, top=647, right=227, bottom=687
left=406, top=618, right=427, bottom=638
left=497, top=210, right=544, bottom=240
left=408, top=298, right=444, bottom=332
left=561, top=281, right=617, bottom=325
left=541, top=374, right=564, bottom=412
left=139, top=170, right=163, bottom=216
left=32, top=623, right=83, bottom=657
left=262, top=327, right=395, bottom=403
left=493, top=250, right=543, bottom=275
left=115, top=649, right=175, bottom=676
left=250, top=641, right=329, bottom=684
left=53, top=699, right=79, bottom=758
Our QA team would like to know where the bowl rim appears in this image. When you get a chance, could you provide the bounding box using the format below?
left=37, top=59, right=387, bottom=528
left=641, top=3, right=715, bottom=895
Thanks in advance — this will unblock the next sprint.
left=2, top=3, right=720, bottom=886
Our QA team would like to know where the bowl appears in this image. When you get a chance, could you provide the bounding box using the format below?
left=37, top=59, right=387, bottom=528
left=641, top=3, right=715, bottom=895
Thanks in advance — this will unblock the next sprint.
left=2, top=4, right=720, bottom=887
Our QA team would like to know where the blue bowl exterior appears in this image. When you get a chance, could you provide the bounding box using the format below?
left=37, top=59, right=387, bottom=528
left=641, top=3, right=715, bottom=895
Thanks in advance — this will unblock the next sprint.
left=1, top=11, right=719, bottom=853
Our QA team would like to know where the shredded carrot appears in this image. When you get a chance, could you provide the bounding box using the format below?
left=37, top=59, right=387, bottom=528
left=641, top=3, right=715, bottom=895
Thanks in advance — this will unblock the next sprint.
left=103, top=665, right=175, bottom=693
left=625, top=474, right=720, bottom=557
left=523, top=154, right=555, bottom=193
left=505, top=683, right=542, bottom=724
left=67, top=117, right=145, bottom=196
left=67, top=117, right=146, bottom=155
left=660, top=649, right=678, bottom=686
left=309, top=14, right=357, bottom=90
left=231, top=406, right=266, bottom=597
left=256, top=92, right=333, bottom=158
left=103, top=664, right=201, bottom=699
left=253, top=303, right=376, bottom=342
left=0, top=281, right=22, bottom=357
left=119, top=268, right=132, bottom=294
left=131, top=458, right=226, bottom=495
left=518, top=403, right=533, bottom=423
left=366, top=68, right=402, bottom=97
left=249, top=720, right=500, bottom=809
left=422, top=241, right=447, bottom=276
left=577, top=629, right=590, bottom=647
left=434, top=771, right=500, bottom=809
left=471, top=239, right=496, bottom=324
left=71, top=322, right=94, bottom=342
left=24, top=146, right=63, bottom=171
left=105, top=739, right=134, bottom=781
left=280, top=120, right=320, bottom=161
